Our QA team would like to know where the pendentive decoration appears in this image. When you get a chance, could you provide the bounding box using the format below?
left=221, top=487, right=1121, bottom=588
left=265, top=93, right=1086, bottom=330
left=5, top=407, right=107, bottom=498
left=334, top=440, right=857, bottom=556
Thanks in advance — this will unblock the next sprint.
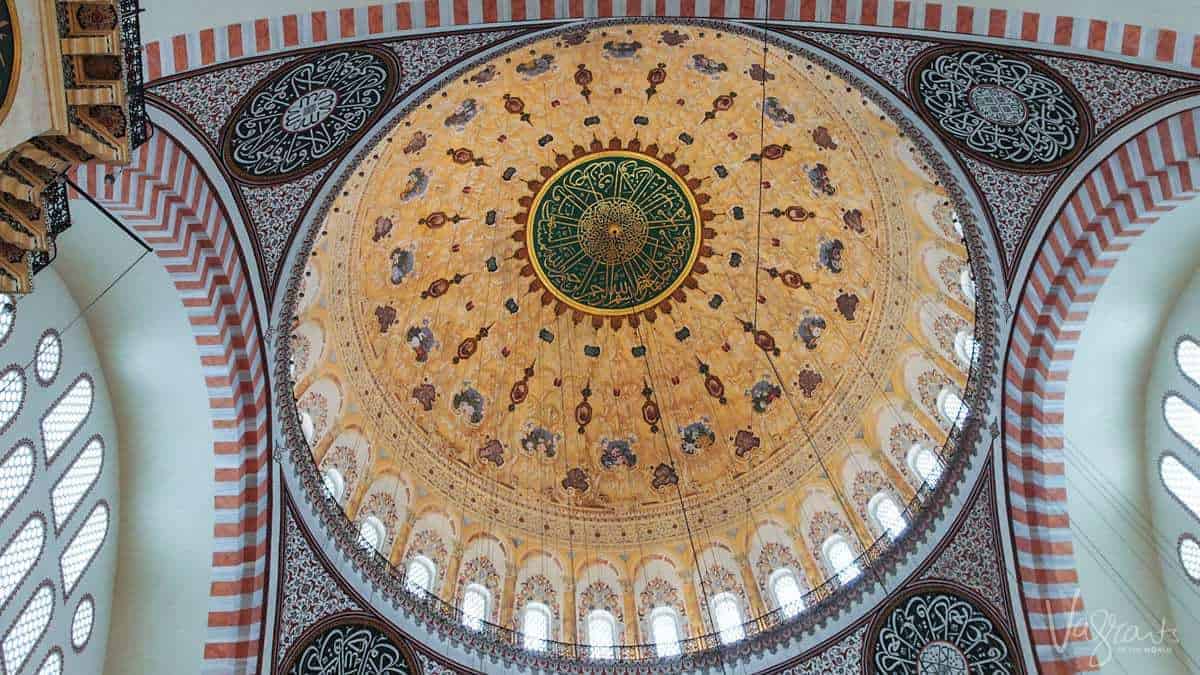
left=908, top=47, right=1088, bottom=171
left=221, top=47, right=400, bottom=184
left=0, top=0, right=19, bottom=126
left=865, top=583, right=1022, bottom=675
left=283, top=614, right=416, bottom=675
left=515, top=140, right=712, bottom=323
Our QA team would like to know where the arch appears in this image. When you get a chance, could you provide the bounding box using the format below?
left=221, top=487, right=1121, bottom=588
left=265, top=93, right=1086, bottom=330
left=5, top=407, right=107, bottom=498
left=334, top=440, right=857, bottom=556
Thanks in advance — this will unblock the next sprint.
left=748, top=521, right=809, bottom=611
left=290, top=318, right=326, bottom=382
left=1003, top=108, right=1200, bottom=673
left=456, top=534, right=507, bottom=623
left=575, top=560, right=625, bottom=645
left=354, top=474, right=411, bottom=551
left=693, top=544, right=750, bottom=634
left=920, top=244, right=973, bottom=308
left=634, top=556, right=688, bottom=639
left=295, top=377, right=342, bottom=448
left=513, top=552, right=565, bottom=641
left=917, top=298, right=972, bottom=368
left=402, top=512, right=453, bottom=594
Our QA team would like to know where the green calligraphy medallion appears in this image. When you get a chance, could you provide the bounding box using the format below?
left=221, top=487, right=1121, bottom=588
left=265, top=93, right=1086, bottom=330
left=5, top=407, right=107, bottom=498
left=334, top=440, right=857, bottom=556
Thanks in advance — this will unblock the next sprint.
left=527, top=151, right=701, bottom=315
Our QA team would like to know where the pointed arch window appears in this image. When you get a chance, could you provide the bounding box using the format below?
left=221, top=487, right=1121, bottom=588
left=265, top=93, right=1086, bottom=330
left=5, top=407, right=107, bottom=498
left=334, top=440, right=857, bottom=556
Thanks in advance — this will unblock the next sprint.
left=321, top=467, right=345, bottom=503
left=907, top=444, right=944, bottom=486
left=41, top=375, right=93, bottom=463
left=51, top=436, right=103, bottom=532
left=2, top=583, right=53, bottom=674
left=1179, top=338, right=1200, bottom=386
left=461, top=583, right=490, bottom=630
left=586, top=609, right=617, bottom=660
left=405, top=555, right=435, bottom=597
left=869, top=492, right=907, bottom=540
left=357, top=515, right=385, bottom=553
left=711, top=592, right=744, bottom=644
left=1162, top=454, right=1200, bottom=521
left=0, top=516, right=45, bottom=607
left=769, top=568, right=804, bottom=617
left=0, top=441, right=34, bottom=521
left=823, top=535, right=861, bottom=585
left=0, top=368, right=25, bottom=435
left=937, top=387, right=967, bottom=427
left=1164, top=395, right=1200, bottom=451
left=521, top=602, right=551, bottom=652
left=60, top=502, right=109, bottom=596
left=649, top=607, right=681, bottom=658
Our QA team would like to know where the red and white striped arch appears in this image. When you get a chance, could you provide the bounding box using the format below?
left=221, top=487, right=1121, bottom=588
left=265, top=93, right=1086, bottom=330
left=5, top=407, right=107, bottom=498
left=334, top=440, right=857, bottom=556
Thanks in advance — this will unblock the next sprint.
left=69, top=130, right=272, bottom=675
left=1004, top=107, right=1200, bottom=674
left=143, top=0, right=1200, bottom=82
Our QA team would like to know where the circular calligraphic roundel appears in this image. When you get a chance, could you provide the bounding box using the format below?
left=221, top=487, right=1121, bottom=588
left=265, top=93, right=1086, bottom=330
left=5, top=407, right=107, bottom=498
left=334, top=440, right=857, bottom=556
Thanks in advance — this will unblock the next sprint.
left=284, top=616, right=415, bottom=675
left=866, top=585, right=1021, bottom=675
left=525, top=149, right=702, bottom=315
left=0, top=0, right=21, bottom=127
left=222, top=47, right=399, bottom=184
left=909, top=48, right=1087, bottom=171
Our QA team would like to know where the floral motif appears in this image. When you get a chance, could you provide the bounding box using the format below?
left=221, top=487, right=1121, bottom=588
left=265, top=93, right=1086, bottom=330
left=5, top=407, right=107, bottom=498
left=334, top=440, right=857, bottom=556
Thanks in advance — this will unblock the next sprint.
left=679, top=418, right=716, bottom=455
left=319, top=444, right=361, bottom=500
left=520, top=423, right=561, bottom=458
left=577, top=580, right=624, bottom=626
left=291, top=333, right=312, bottom=377
left=403, top=529, right=449, bottom=590
left=932, top=312, right=969, bottom=359
left=913, top=49, right=1085, bottom=169
left=923, top=485, right=1005, bottom=609
left=753, top=542, right=805, bottom=597
left=457, top=556, right=502, bottom=620
left=916, top=370, right=954, bottom=419
left=514, top=574, right=560, bottom=637
left=888, top=422, right=935, bottom=486
left=851, top=470, right=896, bottom=533
left=277, top=512, right=361, bottom=662
left=358, top=493, right=401, bottom=539
left=297, top=390, right=329, bottom=442
left=637, top=577, right=686, bottom=625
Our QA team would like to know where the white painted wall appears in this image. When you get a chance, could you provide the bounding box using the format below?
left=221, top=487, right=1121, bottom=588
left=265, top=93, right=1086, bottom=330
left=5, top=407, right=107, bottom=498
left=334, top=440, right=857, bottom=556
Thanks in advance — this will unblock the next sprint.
left=133, top=0, right=1200, bottom=47
left=1064, top=200, right=1200, bottom=674
left=0, top=267, right=120, bottom=675
left=54, top=199, right=216, bottom=675
left=1145, top=258, right=1200, bottom=671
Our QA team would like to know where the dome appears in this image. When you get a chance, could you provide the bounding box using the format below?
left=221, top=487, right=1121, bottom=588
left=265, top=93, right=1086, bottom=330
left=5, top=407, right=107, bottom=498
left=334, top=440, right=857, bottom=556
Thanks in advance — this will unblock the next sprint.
left=283, top=20, right=984, bottom=664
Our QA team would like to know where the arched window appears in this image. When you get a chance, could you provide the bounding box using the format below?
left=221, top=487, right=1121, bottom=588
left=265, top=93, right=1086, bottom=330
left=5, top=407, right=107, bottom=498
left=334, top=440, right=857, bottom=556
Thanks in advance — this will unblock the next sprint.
left=1164, top=395, right=1200, bottom=451
left=71, top=596, right=94, bottom=649
left=823, top=535, right=861, bottom=585
left=405, top=555, right=435, bottom=596
left=2, top=583, right=53, bottom=674
left=357, top=515, right=386, bottom=553
left=1180, top=534, right=1200, bottom=582
left=35, top=649, right=62, bottom=675
left=34, top=331, right=62, bottom=386
left=299, top=410, right=315, bottom=445
left=953, top=330, right=977, bottom=367
left=0, top=442, right=34, bottom=521
left=1161, top=454, right=1200, bottom=521
left=61, top=502, right=109, bottom=596
left=937, top=387, right=967, bottom=427
left=321, top=467, right=345, bottom=503
left=769, top=568, right=804, bottom=616
left=0, top=516, right=45, bottom=606
left=907, top=444, right=944, bottom=486
left=51, top=437, right=103, bottom=532
left=461, top=583, right=490, bottom=630
left=41, top=375, right=93, bottom=463
left=869, top=492, right=907, bottom=540
left=521, top=602, right=551, bottom=652
left=959, top=267, right=975, bottom=305
left=0, top=368, right=25, bottom=434
left=1179, top=338, right=1200, bottom=386
left=950, top=210, right=964, bottom=239
left=586, top=609, right=617, bottom=660
left=649, top=607, right=681, bottom=658
left=711, top=592, right=744, bottom=644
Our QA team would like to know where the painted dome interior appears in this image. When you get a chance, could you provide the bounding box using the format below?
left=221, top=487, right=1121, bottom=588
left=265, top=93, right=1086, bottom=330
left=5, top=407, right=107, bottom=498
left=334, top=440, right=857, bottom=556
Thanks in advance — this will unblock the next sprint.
left=289, top=22, right=978, bottom=653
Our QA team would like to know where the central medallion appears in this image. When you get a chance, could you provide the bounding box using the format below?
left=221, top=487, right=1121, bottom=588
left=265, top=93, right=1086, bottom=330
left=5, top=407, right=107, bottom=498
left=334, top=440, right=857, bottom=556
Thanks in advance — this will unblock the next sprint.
left=525, top=149, right=703, bottom=316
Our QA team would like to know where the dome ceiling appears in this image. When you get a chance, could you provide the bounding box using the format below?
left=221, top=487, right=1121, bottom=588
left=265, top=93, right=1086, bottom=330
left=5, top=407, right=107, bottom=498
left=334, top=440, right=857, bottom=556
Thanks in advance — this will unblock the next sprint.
left=300, top=24, right=972, bottom=547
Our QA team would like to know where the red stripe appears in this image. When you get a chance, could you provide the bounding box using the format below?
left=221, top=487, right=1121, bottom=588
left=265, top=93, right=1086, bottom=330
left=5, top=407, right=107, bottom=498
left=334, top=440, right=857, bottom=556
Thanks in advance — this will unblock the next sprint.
left=986, top=9, right=1005, bottom=36
left=860, top=0, right=878, bottom=25
left=483, top=0, right=498, bottom=23
left=799, top=0, right=817, bottom=21
left=892, top=1, right=910, bottom=27
left=226, top=24, right=244, bottom=58
left=1121, top=24, right=1142, bottom=56
left=923, top=3, right=941, bottom=30
left=254, top=19, right=270, bottom=52
left=955, top=6, right=972, bottom=32
left=1087, top=20, right=1107, bottom=50
left=396, top=3, right=412, bottom=29
left=282, top=15, right=299, bottom=46
left=369, top=5, right=384, bottom=32
left=1053, top=16, right=1073, bottom=45
left=144, top=42, right=162, bottom=80
left=339, top=8, right=355, bottom=37
left=829, top=0, right=846, bottom=23
left=1156, top=30, right=1178, bottom=61
left=426, top=0, right=441, bottom=25
left=199, top=29, right=215, bottom=65
left=1020, top=12, right=1040, bottom=41
left=172, top=35, right=189, bottom=72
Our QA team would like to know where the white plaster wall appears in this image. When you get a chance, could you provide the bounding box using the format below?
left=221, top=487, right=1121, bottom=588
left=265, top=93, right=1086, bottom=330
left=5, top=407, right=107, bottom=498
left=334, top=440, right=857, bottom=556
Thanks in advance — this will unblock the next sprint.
left=0, top=267, right=120, bottom=675
left=1145, top=259, right=1200, bottom=671
left=54, top=199, right=216, bottom=675
left=133, top=0, right=1200, bottom=48
left=1064, top=200, right=1200, bottom=674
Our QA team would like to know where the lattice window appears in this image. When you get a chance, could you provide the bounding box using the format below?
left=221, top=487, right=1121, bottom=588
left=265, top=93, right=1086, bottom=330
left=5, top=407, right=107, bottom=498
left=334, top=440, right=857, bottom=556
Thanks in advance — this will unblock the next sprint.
left=769, top=569, right=804, bottom=617
left=357, top=515, right=385, bottom=553
left=0, top=442, right=34, bottom=520
left=35, top=648, right=62, bottom=675
left=71, top=596, right=94, bottom=649
left=41, top=376, right=93, bottom=463
left=522, top=603, right=550, bottom=652
left=907, top=444, right=944, bottom=486
left=321, top=467, right=344, bottom=503
left=958, top=267, right=975, bottom=305
left=0, top=368, right=25, bottom=434
left=869, top=492, right=907, bottom=540
left=711, top=593, right=744, bottom=644
left=650, top=607, right=681, bottom=658
left=0, top=516, right=44, bottom=608
left=1165, top=395, right=1200, bottom=451
left=1181, top=535, right=1200, bottom=582
left=34, top=332, right=62, bottom=386
left=1180, top=339, right=1200, bottom=387
left=461, top=584, right=489, bottom=631
left=60, top=502, right=108, bottom=596
left=823, top=535, right=861, bottom=585
left=937, top=387, right=967, bottom=428
left=2, top=583, right=53, bottom=674
left=586, top=610, right=616, bottom=660
left=953, top=330, right=977, bottom=367
left=51, top=437, right=103, bottom=532
left=405, top=555, right=435, bottom=596
left=1162, top=455, right=1200, bottom=522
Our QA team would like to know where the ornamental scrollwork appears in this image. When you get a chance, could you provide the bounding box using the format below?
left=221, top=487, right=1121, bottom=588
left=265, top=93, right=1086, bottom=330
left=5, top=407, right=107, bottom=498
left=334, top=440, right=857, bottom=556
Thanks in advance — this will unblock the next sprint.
left=870, top=587, right=1019, bottom=675
left=287, top=619, right=415, bottom=675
